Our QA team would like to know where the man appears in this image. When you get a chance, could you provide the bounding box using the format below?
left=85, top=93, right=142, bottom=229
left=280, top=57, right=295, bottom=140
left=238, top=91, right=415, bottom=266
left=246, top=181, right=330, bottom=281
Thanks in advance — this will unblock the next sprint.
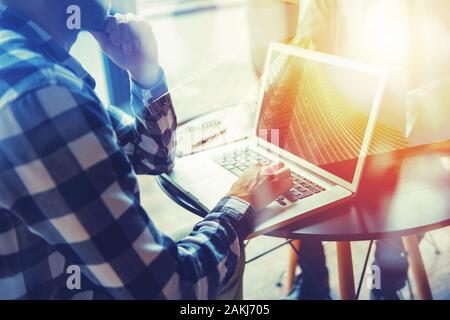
left=287, top=0, right=450, bottom=300
left=0, top=0, right=292, bottom=299
left=247, top=0, right=300, bottom=75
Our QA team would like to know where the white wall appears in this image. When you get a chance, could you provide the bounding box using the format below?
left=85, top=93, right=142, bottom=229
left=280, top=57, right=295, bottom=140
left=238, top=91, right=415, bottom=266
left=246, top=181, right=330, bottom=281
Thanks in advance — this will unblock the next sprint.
left=71, top=32, right=110, bottom=106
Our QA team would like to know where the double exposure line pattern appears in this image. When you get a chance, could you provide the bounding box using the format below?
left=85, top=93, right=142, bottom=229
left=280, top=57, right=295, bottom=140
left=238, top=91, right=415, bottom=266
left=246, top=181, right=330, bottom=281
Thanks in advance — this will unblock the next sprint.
left=258, top=56, right=409, bottom=168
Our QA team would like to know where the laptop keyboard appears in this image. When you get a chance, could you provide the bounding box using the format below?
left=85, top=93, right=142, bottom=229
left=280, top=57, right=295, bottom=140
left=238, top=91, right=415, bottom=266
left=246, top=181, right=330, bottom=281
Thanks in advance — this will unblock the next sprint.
left=214, top=148, right=326, bottom=206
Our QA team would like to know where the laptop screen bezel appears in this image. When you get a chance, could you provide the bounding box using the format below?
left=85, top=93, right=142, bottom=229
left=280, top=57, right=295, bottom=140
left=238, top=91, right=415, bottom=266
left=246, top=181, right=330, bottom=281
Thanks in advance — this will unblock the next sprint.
left=251, top=42, right=388, bottom=193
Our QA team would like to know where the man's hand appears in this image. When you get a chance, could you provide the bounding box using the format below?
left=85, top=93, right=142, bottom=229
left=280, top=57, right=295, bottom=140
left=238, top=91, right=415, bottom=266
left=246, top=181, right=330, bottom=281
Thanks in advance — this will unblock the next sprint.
left=227, top=162, right=293, bottom=211
left=91, top=13, right=159, bottom=88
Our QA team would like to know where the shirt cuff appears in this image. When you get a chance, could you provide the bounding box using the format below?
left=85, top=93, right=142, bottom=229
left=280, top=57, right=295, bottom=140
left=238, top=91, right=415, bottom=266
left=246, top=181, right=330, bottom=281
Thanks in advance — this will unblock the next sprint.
left=211, top=196, right=256, bottom=242
left=131, top=67, right=168, bottom=105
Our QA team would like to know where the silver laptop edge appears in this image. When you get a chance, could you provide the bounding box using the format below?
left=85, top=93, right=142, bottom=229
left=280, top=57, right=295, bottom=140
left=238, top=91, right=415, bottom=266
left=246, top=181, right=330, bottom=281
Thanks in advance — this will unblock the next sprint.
left=251, top=42, right=388, bottom=194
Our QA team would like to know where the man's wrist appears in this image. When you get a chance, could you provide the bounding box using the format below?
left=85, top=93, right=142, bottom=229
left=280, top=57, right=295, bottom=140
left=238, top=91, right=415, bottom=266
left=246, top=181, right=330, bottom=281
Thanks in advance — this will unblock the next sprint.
left=131, top=66, right=167, bottom=103
left=226, top=193, right=252, bottom=207
left=210, top=196, right=257, bottom=242
left=129, top=64, right=161, bottom=89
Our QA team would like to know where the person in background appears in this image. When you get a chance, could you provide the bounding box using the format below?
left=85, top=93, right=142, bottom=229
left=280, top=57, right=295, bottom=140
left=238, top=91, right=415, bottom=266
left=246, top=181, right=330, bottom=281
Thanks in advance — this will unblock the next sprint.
left=0, top=0, right=292, bottom=299
left=247, top=0, right=300, bottom=76
left=285, top=0, right=450, bottom=300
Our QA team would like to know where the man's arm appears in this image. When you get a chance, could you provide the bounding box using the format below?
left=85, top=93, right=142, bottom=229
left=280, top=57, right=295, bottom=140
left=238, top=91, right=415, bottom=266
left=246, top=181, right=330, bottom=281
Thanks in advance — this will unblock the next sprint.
left=92, top=14, right=177, bottom=176
left=6, top=84, right=254, bottom=299
left=107, top=74, right=177, bottom=175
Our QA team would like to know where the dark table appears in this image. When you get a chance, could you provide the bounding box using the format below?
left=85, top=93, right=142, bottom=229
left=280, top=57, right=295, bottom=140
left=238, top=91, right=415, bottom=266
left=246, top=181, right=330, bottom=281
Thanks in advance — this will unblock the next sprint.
left=269, top=141, right=450, bottom=299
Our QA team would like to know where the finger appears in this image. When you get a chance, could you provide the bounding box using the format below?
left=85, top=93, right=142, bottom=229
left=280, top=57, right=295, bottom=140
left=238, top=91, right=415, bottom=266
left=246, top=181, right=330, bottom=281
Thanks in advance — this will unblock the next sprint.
left=261, top=161, right=285, bottom=176
left=127, top=18, right=142, bottom=51
left=119, top=21, right=134, bottom=54
left=105, top=16, right=121, bottom=46
left=138, top=17, right=154, bottom=50
left=271, top=167, right=293, bottom=194
left=271, top=172, right=293, bottom=197
left=114, top=13, right=132, bottom=51
left=275, top=175, right=294, bottom=195
left=274, top=161, right=285, bottom=168
left=254, top=163, right=263, bottom=169
left=274, top=166, right=291, bottom=180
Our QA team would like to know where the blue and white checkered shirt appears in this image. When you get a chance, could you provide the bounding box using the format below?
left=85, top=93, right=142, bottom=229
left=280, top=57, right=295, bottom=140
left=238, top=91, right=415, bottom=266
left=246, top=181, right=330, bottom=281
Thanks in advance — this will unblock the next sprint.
left=0, top=4, right=255, bottom=300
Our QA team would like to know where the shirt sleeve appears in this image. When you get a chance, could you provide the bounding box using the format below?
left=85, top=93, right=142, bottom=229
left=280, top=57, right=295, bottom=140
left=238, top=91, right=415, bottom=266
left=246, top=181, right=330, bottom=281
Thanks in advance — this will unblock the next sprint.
left=106, top=67, right=177, bottom=175
left=6, top=83, right=256, bottom=299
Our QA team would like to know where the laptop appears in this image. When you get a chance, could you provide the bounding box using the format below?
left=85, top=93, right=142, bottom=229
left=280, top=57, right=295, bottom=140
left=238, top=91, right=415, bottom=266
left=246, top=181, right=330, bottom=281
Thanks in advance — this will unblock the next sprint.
left=166, top=42, right=387, bottom=238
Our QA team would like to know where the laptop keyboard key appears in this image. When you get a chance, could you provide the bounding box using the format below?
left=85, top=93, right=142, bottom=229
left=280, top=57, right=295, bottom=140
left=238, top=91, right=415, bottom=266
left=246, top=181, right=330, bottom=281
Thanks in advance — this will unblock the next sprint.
left=283, top=192, right=298, bottom=202
left=297, top=191, right=313, bottom=199
left=308, top=187, right=322, bottom=194
left=230, top=168, right=243, bottom=176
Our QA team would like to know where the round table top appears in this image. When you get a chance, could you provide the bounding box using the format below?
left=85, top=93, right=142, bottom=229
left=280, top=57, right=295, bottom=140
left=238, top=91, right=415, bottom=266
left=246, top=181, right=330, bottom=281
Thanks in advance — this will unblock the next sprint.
left=267, top=143, right=450, bottom=241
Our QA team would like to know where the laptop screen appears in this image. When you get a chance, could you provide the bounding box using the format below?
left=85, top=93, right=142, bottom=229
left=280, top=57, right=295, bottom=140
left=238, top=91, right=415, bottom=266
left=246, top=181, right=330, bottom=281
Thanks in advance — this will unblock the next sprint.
left=256, top=47, right=387, bottom=184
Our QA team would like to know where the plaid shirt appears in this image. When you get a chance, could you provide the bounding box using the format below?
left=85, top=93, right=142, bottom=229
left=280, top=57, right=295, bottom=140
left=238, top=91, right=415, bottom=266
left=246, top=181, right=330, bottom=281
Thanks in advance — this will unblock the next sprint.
left=0, top=4, right=255, bottom=300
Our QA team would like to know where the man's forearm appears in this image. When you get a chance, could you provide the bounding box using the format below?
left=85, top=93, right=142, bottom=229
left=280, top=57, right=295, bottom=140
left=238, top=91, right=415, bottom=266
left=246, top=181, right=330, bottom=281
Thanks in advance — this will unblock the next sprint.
left=108, top=69, right=177, bottom=175
left=130, top=71, right=177, bottom=174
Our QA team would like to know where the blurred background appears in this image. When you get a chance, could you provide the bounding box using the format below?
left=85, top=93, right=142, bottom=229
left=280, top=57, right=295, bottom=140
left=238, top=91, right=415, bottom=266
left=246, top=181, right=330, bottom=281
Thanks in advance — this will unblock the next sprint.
left=72, top=0, right=307, bottom=123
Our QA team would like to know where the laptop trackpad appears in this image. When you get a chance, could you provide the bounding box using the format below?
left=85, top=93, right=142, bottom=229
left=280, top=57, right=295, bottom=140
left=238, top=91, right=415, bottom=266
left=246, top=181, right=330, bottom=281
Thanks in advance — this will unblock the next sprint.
left=171, top=157, right=225, bottom=183
left=188, top=176, right=235, bottom=210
